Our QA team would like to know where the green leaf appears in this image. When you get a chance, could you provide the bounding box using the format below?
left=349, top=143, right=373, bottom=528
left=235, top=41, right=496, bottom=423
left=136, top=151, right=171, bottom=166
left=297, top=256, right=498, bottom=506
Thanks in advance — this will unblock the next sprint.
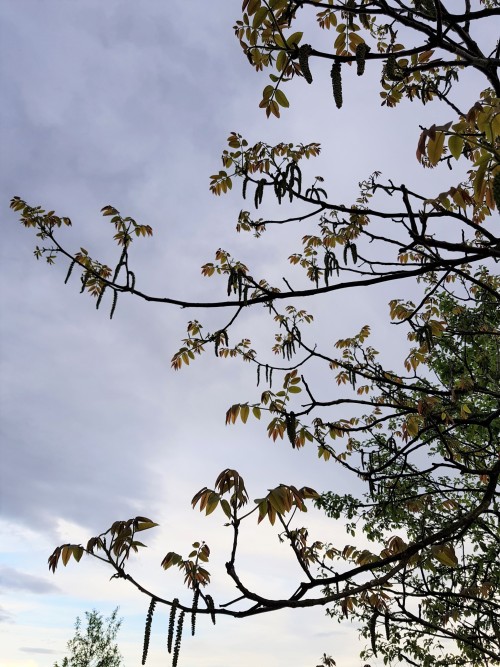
left=253, top=7, right=268, bottom=29
left=247, top=0, right=261, bottom=15
left=276, top=50, right=287, bottom=73
left=72, top=546, right=84, bottom=562
left=206, top=492, right=220, bottom=516
left=448, top=134, right=463, bottom=160
left=274, top=34, right=286, bottom=49
left=263, top=84, right=274, bottom=101
left=136, top=520, right=159, bottom=532
left=275, top=89, right=289, bottom=108
left=240, top=404, right=250, bottom=423
left=252, top=406, right=261, bottom=419
left=220, top=498, right=232, bottom=519
left=431, top=545, right=458, bottom=568
left=286, top=31, right=303, bottom=48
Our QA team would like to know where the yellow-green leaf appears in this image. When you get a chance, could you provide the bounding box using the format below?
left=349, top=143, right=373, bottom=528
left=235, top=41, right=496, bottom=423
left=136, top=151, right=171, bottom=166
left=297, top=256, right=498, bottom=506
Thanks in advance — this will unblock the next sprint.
left=240, top=404, right=250, bottom=423
left=205, top=492, right=220, bottom=516
left=247, top=0, right=261, bottom=15
left=431, top=545, right=458, bottom=568
left=72, top=546, right=84, bottom=562
left=275, top=89, right=289, bottom=108
left=286, top=31, right=303, bottom=48
left=448, top=134, right=463, bottom=160
left=220, top=499, right=232, bottom=519
left=427, top=131, right=446, bottom=166
left=61, top=546, right=72, bottom=567
left=136, top=521, right=159, bottom=532
left=253, top=7, right=268, bottom=29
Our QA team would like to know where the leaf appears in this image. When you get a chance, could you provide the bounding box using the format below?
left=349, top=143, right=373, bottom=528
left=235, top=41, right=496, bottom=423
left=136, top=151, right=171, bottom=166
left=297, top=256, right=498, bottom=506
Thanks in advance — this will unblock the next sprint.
left=274, top=89, right=289, bottom=108
left=246, top=0, right=261, bottom=15
left=205, top=492, right=220, bottom=516
left=61, top=545, right=72, bottom=567
left=286, top=31, right=303, bottom=48
left=300, top=486, right=320, bottom=499
left=161, top=552, right=182, bottom=570
left=240, top=404, right=250, bottom=423
left=473, top=159, right=488, bottom=202
left=427, top=131, right=446, bottom=166
left=276, top=50, right=288, bottom=73
left=268, top=489, right=287, bottom=514
left=431, top=544, right=458, bottom=568
left=448, top=134, right=463, bottom=160
left=101, top=205, right=119, bottom=217
left=220, top=499, right=232, bottom=519
left=252, top=406, right=261, bottom=419
left=225, top=404, right=240, bottom=424
left=252, top=7, right=268, bottom=29
left=262, top=84, right=274, bottom=101
left=72, top=546, right=84, bottom=562
left=136, top=520, right=159, bottom=532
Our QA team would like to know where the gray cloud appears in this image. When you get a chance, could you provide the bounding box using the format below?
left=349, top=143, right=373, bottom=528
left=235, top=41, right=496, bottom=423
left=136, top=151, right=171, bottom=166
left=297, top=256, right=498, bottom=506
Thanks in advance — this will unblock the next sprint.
left=0, top=0, right=248, bottom=540
left=0, top=566, right=59, bottom=594
left=0, top=604, right=14, bottom=623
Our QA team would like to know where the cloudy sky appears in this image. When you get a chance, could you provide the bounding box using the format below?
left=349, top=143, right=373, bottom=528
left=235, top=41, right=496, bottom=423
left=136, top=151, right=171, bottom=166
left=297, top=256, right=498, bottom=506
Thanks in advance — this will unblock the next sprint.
left=0, top=2, right=495, bottom=666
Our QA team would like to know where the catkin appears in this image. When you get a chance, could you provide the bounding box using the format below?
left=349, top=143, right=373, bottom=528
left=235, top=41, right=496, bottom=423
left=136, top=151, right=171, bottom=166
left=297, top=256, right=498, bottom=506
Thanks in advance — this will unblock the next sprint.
left=191, top=588, right=199, bottom=636
left=141, top=598, right=156, bottom=665
left=95, top=285, right=106, bottom=310
left=64, top=260, right=76, bottom=284
left=493, top=171, right=500, bottom=210
left=419, top=0, right=437, bottom=19
left=80, top=272, right=89, bottom=293
left=384, top=53, right=404, bottom=81
left=370, top=609, right=378, bottom=657
left=205, top=594, right=216, bottom=625
left=110, top=290, right=118, bottom=319
left=168, top=598, right=179, bottom=653
left=286, top=412, right=297, bottom=448
left=298, top=44, right=313, bottom=84
left=172, top=611, right=185, bottom=667
left=355, top=43, right=370, bottom=76
left=330, top=63, right=343, bottom=109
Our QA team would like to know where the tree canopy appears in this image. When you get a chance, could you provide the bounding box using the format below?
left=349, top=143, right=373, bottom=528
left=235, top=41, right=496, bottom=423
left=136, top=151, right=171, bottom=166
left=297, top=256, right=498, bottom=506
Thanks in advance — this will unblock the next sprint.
left=54, top=608, right=123, bottom=667
left=10, top=1, right=499, bottom=666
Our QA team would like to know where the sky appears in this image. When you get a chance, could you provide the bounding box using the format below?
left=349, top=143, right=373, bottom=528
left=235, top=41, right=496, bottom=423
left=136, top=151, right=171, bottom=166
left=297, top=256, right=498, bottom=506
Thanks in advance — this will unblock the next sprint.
left=0, top=2, right=496, bottom=667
